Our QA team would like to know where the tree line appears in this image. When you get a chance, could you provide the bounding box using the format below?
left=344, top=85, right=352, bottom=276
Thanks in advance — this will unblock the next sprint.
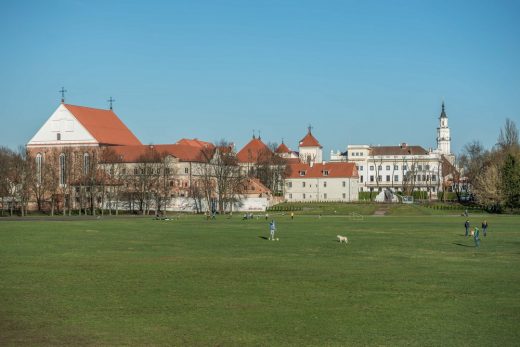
left=0, top=140, right=289, bottom=216
left=458, top=118, right=520, bottom=211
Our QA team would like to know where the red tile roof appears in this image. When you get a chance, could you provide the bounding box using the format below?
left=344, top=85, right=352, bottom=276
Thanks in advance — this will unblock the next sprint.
left=275, top=142, right=291, bottom=154
left=241, top=178, right=271, bottom=195
left=236, top=137, right=272, bottom=163
left=64, top=104, right=142, bottom=146
left=107, top=144, right=213, bottom=163
left=299, top=131, right=321, bottom=148
left=176, top=138, right=214, bottom=149
left=287, top=162, right=358, bottom=179
left=370, top=145, right=428, bottom=156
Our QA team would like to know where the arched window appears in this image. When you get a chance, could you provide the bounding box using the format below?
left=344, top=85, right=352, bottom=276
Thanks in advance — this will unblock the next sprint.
left=83, top=153, right=90, bottom=175
left=35, top=153, right=43, bottom=184
left=59, top=153, right=66, bottom=186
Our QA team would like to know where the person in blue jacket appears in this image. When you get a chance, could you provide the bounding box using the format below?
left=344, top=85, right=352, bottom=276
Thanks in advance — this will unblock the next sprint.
left=473, top=226, right=480, bottom=248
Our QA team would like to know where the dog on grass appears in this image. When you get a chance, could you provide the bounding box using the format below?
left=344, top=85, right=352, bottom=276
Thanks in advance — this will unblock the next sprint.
left=337, top=235, right=348, bottom=244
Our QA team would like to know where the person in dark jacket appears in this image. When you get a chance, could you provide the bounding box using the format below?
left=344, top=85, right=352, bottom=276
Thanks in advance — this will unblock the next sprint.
left=464, top=220, right=470, bottom=237
left=482, top=220, right=488, bottom=237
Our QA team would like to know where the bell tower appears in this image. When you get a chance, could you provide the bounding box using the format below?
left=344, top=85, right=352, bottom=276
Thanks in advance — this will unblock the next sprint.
left=436, top=102, right=451, bottom=155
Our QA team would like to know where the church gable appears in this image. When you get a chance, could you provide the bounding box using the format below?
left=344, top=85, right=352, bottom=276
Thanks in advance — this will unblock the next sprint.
left=27, top=104, right=97, bottom=147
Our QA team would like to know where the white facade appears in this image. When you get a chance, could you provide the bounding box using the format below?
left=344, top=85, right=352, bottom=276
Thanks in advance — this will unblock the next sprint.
left=299, top=146, right=323, bottom=165
left=285, top=177, right=359, bottom=202
left=27, top=104, right=98, bottom=147
left=335, top=144, right=444, bottom=197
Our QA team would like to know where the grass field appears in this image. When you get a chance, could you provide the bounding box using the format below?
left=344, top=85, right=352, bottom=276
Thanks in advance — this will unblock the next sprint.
left=1, top=213, right=519, bottom=346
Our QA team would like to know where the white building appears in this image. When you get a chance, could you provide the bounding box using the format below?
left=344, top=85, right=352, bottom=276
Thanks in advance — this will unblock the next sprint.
left=330, top=103, right=454, bottom=199
left=284, top=129, right=360, bottom=202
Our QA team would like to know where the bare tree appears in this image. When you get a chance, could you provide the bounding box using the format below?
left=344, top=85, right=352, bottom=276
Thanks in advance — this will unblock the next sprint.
left=497, top=118, right=519, bottom=151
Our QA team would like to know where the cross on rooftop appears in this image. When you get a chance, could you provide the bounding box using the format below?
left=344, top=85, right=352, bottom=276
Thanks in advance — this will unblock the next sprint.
left=59, top=87, right=67, bottom=103
left=108, top=96, right=115, bottom=110
left=308, top=124, right=313, bottom=133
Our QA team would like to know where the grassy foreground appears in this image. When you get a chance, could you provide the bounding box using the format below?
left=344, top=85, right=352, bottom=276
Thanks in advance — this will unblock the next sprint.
left=1, top=214, right=519, bottom=346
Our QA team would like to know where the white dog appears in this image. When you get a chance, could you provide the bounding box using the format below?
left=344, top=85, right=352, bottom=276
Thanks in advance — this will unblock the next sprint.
left=337, top=235, right=348, bottom=244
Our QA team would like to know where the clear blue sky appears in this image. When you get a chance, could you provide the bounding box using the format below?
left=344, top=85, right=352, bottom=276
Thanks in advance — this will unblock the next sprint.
left=1, top=0, right=519, bottom=157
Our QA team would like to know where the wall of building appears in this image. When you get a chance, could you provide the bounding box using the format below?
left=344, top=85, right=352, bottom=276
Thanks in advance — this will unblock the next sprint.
left=284, top=177, right=359, bottom=202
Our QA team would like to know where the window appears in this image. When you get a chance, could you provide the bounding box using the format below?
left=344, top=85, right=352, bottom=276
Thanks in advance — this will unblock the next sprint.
left=422, top=175, right=426, bottom=181
left=370, top=175, right=374, bottom=182
left=289, top=193, right=292, bottom=199
left=303, top=193, right=306, bottom=199
left=59, top=153, right=66, bottom=185
left=394, top=175, right=399, bottom=182
left=425, top=165, right=430, bottom=170
left=83, top=153, right=90, bottom=175
left=165, top=168, right=170, bottom=175
left=122, top=168, right=126, bottom=175
left=35, top=153, right=42, bottom=184
left=57, top=133, right=61, bottom=141
left=378, top=165, right=382, bottom=171
left=360, top=175, right=364, bottom=183
left=432, top=175, right=437, bottom=181
left=378, top=175, right=382, bottom=182
left=342, top=181, right=346, bottom=187
left=287, top=182, right=292, bottom=188
left=359, top=165, right=364, bottom=171
left=184, top=167, right=189, bottom=174
left=386, top=175, right=390, bottom=182
left=342, top=193, right=346, bottom=199
left=418, top=165, right=423, bottom=171
left=323, top=170, right=329, bottom=176
left=299, top=170, right=306, bottom=176
left=394, top=165, right=399, bottom=170
left=169, top=181, right=174, bottom=187
left=302, top=182, right=306, bottom=188
left=134, top=168, right=139, bottom=175
left=432, top=187, right=436, bottom=192
left=323, top=181, right=327, bottom=187
left=403, top=165, right=407, bottom=170
left=323, top=193, right=327, bottom=199
left=370, top=166, right=374, bottom=171
left=386, top=165, right=390, bottom=170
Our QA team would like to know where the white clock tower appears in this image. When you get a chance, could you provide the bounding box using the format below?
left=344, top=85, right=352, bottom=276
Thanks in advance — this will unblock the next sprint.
left=436, top=102, right=451, bottom=155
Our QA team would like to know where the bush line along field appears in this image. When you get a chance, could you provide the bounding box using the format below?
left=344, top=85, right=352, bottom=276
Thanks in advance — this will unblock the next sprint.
left=1, top=214, right=519, bottom=346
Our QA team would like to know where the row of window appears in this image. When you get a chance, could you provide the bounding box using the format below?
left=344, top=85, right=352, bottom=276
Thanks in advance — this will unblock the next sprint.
left=288, top=193, right=349, bottom=199
left=287, top=181, right=350, bottom=188
left=357, top=164, right=435, bottom=172
left=36, top=152, right=191, bottom=186
left=299, top=170, right=329, bottom=176
left=362, top=174, right=437, bottom=183
left=350, top=152, right=365, bottom=157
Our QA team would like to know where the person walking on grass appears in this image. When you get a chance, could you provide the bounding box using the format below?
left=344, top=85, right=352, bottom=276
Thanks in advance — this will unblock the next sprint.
left=290, top=212, right=294, bottom=220
left=473, top=226, right=480, bottom=248
left=465, top=220, right=470, bottom=237
left=482, top=220, right=488, bottom=237
left=269, top=220, right=276, bottom=240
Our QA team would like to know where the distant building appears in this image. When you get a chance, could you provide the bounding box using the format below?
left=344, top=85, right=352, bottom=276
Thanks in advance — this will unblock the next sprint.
left=330, top=103, right=455, bottom=199
left=284, top=129, right=360, bottom=202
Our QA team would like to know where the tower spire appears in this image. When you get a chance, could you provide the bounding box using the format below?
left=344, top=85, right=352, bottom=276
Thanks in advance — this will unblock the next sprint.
left=440, top=101, right=447, bottom=118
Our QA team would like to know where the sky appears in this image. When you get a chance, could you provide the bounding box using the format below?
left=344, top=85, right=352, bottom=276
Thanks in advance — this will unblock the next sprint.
left=1, top=0, right=519, bottom=158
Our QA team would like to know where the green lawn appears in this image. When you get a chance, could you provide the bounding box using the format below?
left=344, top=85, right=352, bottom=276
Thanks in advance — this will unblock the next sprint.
left=1, top=214, right=519, bottom=346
